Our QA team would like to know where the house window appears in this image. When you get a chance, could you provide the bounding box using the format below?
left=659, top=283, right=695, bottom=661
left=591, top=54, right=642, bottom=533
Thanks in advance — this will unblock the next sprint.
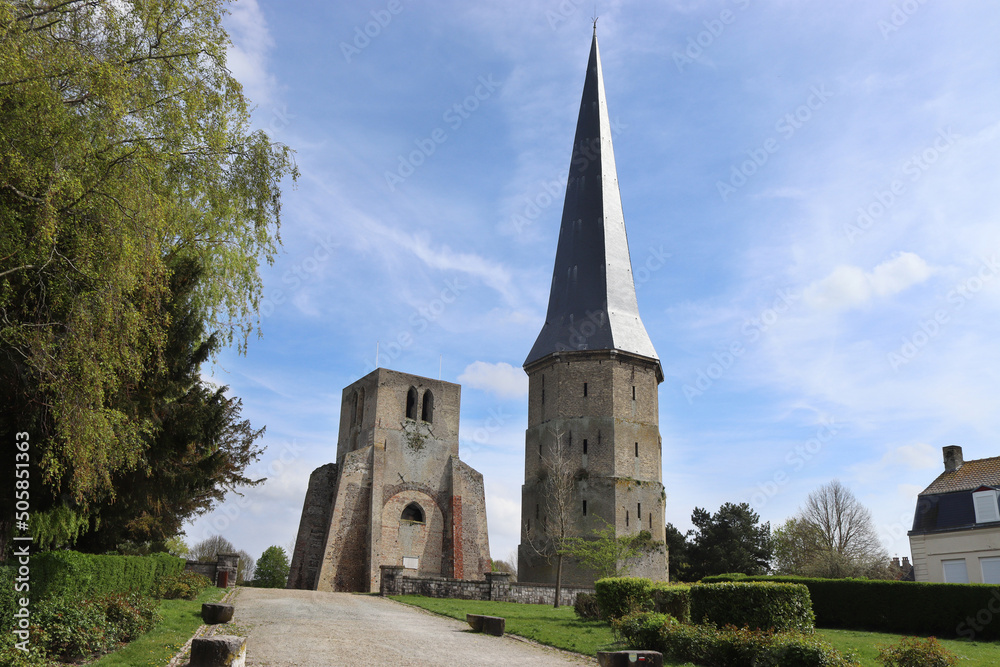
left=421, top=390, right=434, bottom=423
left=981, top=557, right=1000, bottom=584
left=406, top=387, right=418, bottom=420
left=942, top=558, right=969, bottom=584
left=974, top=489, right=1000, bottom=523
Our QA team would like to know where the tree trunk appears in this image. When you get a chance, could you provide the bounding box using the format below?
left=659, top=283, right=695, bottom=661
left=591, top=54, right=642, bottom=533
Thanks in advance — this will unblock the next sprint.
left=554, top=552, right=563, bottom=608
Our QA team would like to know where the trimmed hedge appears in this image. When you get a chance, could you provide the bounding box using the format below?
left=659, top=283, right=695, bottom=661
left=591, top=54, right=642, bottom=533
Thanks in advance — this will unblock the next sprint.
left=691, top=582, right=815, bottom=632
left=613, top=611, right=860, bottom=667
left=651, top=582, right=691, bottom=623
left=30, top=551, right=184, bottom=601
left=595, top=577, right=654, bottom=620
left=701, top=574, right=1000, bottom=639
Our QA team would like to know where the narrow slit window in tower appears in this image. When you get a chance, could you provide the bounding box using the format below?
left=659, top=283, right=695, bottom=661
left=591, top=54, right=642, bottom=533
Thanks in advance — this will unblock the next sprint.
left=350, top=392, right=358, bottom=426
left=583, top=439, right=588, bottom=454
left=406, top=387, right=418, bottom=420
left=583, top=382, right=588, bottom=396
left=649, top=513, right=653, bottom=530
left=583, top=500, right=587, bottom=516
left=536, top=504, right=539, bottom=520
left=635, top=442, right=639, bottom=457
left=626, top=510, right=630, bottom=527
left=421, top=390, right=434, bottom=423
left=357, top=387, right=365, bottom=425
left=632, top=385, right=636, bottom=401
left=638, top=502, right=641, bottom=519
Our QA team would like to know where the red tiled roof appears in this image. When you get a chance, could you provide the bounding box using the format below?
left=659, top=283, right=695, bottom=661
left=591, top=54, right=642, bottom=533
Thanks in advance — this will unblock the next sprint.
left=921, top=456, right=1000, bottom=494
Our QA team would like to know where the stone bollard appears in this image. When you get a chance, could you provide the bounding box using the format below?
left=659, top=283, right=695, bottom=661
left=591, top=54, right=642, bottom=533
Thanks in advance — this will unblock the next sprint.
left=596, top=650, right=663, bottom=667
left=190, top=635, right=246, bottom=667
left=466, top=613, right=505, bottom=636
left=201, top=603, right=235, bottom=624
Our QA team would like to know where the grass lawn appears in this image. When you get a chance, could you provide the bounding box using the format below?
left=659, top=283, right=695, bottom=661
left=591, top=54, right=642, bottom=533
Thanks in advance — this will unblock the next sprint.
left=392, top=595, right=1000, bottom=667
left=818, top=628, right=1000, bottom=667
left=84, top=586, right=228, bottom=667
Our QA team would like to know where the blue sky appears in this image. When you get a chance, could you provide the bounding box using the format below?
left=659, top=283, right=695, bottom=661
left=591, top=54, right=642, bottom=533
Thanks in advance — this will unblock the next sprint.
left=185, top=0, right=1000, bottom=571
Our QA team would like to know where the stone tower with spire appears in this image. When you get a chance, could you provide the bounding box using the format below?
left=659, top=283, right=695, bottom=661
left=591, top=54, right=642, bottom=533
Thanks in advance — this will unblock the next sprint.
left=517, top=31, right=668, bottom=586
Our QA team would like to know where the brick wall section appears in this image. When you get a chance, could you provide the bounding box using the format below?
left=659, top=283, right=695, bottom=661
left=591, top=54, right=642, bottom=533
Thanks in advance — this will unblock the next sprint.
left=379, top=567, right=593, bottom=606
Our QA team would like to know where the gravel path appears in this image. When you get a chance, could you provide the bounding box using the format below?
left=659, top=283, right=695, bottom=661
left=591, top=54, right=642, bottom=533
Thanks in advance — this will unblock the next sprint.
left=229, top=587, right=597, bottom=666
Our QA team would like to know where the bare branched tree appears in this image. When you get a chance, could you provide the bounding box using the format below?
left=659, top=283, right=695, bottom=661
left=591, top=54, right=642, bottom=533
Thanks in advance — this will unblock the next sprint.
left=523, top=428, right=576, bottom=606
left=775, top=480, right=890, bottom=578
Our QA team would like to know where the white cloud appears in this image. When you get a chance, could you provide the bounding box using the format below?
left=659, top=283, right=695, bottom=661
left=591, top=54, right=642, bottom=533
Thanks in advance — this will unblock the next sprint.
left=803, top=252, right=933, bottom=310
left=458, top=361, right=528, bottom=399
left=225, top=0, right=277, bottom=106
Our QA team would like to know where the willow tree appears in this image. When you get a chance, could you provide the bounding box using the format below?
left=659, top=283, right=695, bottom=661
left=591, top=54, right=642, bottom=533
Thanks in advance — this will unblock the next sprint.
left=0, top=0, right=296, bottom=555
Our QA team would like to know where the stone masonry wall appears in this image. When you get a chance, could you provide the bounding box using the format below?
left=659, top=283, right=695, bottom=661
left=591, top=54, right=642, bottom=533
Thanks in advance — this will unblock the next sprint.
left=379, top=567, right=593, bottom=607
left=287, top=463, right=338, bottom=589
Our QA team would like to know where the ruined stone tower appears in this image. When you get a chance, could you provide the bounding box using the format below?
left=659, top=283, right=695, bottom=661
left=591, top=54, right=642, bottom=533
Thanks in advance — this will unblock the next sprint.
left=516, top=31, right=668, bottom=586
left=288, top=368, right=490, bottom=592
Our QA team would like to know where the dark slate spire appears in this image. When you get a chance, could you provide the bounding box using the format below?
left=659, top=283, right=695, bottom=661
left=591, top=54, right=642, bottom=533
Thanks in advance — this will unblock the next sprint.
left=525, top=32, right=660, bottom=371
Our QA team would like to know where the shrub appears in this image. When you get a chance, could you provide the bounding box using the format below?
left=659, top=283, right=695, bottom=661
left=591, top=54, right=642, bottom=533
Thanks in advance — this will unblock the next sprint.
left=594, top=577, right=653, bottom=620
left=34, top=595, right=111, bottom=661
left=876, top=636, right=958, bottom=667
left=614, top=611, right=860, bottom=667
left=152, top=570, right=211, bottom=600
left=31, top=550, right=184, bottom=601
left=0, top=565, right=15, bottom=632
left=691, top=582, right=815, bottom=632
left=612, top=611, right=677, bottom=647
left=698, top=574, right=1000, bottom=639
left=573, top=591, right=601, bottom=620
left=100, top=592, right=161, bottom=643
left=0, top=632, right=50, bottom=667
left=651, top=583, right=691, bottom=623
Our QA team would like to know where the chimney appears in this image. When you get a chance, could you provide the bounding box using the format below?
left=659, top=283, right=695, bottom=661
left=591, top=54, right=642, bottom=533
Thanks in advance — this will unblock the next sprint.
left=902, top=557, right=910, bottom=569
left=943, top=445, right=964, bottom=473
left=892, top=557, right=900, bottom=568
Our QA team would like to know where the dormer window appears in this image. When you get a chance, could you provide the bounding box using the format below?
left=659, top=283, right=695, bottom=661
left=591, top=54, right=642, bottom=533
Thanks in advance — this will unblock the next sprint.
left=973, top=487, right=1000, bottom=523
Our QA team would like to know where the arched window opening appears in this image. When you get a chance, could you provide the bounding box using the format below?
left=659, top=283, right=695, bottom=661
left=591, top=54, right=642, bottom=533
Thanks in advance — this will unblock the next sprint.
left=401, top=502, right=425, bottom=523
left=356, top=387, right=365, bottom=426
left=406, top=387, right=418, bottom=420
left=350, top=392, right=358, bottom=426
left=421, top=390, right=434, bottom=423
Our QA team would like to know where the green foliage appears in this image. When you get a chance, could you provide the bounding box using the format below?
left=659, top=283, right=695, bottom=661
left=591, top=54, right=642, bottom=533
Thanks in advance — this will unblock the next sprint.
left=0, top=632, right=50, bottom=667
left=690, top=582, right=815, bottom=632
left=665, top=522, right=692, bottom=581
left=0, top=565, right=14, bottom=633
left=877, top=636, right=958, bottom=667
left=699, top=574, right=1000, bottom=639
left=31, top=550, right=183, bottom=601
left=28, top=505, right=92, bottom=550
left=559, top=520, right=657, bottom=579
left=151, top=570, right=211, bottom=600
left=31, top=592, right=159, bottom=663
left=164, top=536, right=190, bottom=558
left=0, top=0, right=295, bottom=553
left=594, top=576, right=653, bottom=620
left=651, top=582, right=691, bottom=623
left=687, top=502, right=773, bottom=581
left=252, top=545, right=290, bottom=588
left=614, top=611, right=860, bottom=667
left=573, top=591, right=601, bottom=620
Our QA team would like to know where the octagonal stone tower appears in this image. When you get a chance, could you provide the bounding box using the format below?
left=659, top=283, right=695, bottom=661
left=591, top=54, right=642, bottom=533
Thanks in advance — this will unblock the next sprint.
left=516, top=31, right=667, bottom=586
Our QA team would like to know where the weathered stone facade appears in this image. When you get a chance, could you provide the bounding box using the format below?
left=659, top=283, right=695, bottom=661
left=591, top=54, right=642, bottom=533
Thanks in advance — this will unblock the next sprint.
left=287, top=368, right=491, bottom=592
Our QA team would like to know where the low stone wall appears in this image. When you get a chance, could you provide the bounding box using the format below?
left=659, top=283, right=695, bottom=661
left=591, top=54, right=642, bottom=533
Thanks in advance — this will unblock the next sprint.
left=184, top=553, right=239, bottom=588
left=380, top=566, right=593, bottom=607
